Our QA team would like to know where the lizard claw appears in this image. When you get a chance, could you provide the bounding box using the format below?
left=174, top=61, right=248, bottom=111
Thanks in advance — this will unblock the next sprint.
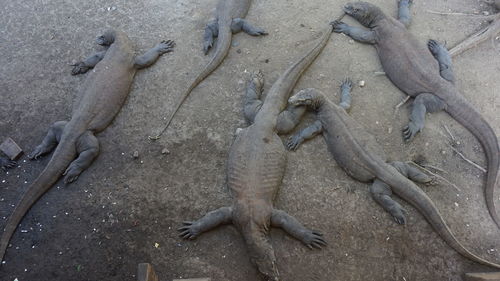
left=402, top=122, right=421, bottom=142
left=286, top=135, right=303, bottom=151
left=330, top=20, right=348, bottom=33
left=302, top=230, right=327, bottom=250
left=71, top=62, right=90, bottom=75
left=340, top=78, right=353, bottom=91
left=63, top=165, right=82, bottom=184
left=157, top=40, right=175, bottom=54
left=177, top=221, right=200, bottom=240
left=1, top=158, right=16, bottom=171
left=250, top=70, right=265, bottom=92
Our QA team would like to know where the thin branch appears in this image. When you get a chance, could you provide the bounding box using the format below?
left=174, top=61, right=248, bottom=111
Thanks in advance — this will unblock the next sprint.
left=388, top=96, right=411, bottom=134
left=442, top=124, right=457, bottom=144
left=421, top=164, right=447, bottom=174
left=427, top=10, right=488, bottom=17
left=449, top=145, right=487, bottom=173
left=407, top=161, right=461, bottom=192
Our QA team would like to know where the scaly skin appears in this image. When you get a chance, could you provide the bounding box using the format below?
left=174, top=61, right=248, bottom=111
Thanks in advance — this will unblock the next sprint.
left=332, top=1, right=500, bottom=230
left=151, top=0, right=267, bottom=140
left=286, top=84, right=500, bottom=269
left=179, top=25, right=334, bottom=281
left=0, top=30, right=174, bottom=263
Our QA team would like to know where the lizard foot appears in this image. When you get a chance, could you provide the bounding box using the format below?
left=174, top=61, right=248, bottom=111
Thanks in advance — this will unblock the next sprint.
left=178, top=221, right=201, bottom=240
left=330, top=20, right=348, bottom=33
left=286, top=135, right=303, bottom=151
left=340, top=77, right=353, bottom=91
left=301, top=230, right=327, bottom=250
left=203, top=41, right=213, bottom=55
left=427, top=39, right=443, bottom=57
left=402, top=122, right=421, bottom=142
left=389, top=205, right=407, bottom=225
left=1, top=158, right=16, bottom=171
left=250, top=70, right=265, bottom=93
left=28, top=146, right=47, bottom=160
left=71, top=62, right=90, bottom=75
left=63, top=165, right=82, bottom=184
left=157, top=40, right=175, bottom=55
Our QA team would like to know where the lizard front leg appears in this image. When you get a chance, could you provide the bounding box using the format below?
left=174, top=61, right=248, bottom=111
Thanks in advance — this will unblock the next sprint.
left=428, top=39, right=455, bottom=83
left=134, top=40, right=175, bottom=69
left=286, top=120, right=323, bottom=151
left=0, top=157, right=16, bottom=171
left=71, top=51, right=106, bottom=75
left=397, top=0, right=413, bottom=28
left=331, top=20, right=376, bottom=44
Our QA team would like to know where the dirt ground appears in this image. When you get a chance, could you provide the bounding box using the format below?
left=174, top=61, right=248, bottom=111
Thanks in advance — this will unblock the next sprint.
left=0, top=0, right=499, bottom=280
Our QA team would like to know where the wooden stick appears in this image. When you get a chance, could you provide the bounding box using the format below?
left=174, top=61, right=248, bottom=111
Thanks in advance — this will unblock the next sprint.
left=449, top=146, right=487, bottom=173
left=388, top=96, right=411, bottom=134
left=450, top=14, right=500, bottom=57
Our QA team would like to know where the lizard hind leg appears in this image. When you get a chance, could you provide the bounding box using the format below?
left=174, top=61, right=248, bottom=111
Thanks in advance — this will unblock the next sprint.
left=390, top=161, right=432, bottom=184
left=428, top=39, right=455, bottom=83
left=397, top=0, right=413, bottom=27
left=339, top=78, right=353, bottom=111
left=28, top=121, right=68, bottom=160
left=369, top=179, right=408, bottom=224
left=244, top=70, right=265, bottom=124
left=134, top=40, right=175, bottom=69
left=403, top=93, right=445, bottom=142
left=0, top=157, right=16, bottom=171
left=231, top=18, right=268, bottom=36
left=203, top=19, right=219, bottom=55
left=63, top=130, right=100, bottom=184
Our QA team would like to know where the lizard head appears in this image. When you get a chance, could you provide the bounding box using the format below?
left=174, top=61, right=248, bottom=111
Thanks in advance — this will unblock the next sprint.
left=96, top=30, right=116, bottom=46
left=288, top=88, right=324, bottom=110
left=343, top=2, right=385, bottom=28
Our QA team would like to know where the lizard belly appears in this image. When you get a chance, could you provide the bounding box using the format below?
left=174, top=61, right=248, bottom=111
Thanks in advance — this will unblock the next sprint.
left=227, top=126, right=286, bottom=205
left=374, top=25, right=442, bottom=96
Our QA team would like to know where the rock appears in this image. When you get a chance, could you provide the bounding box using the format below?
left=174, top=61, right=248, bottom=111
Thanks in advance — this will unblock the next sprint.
left=133, top=151, right=139, bottom=159
left=464, top=272, right=500, bottom=281
left=358, top=80, right=365, bottom=87
left=161, top=148, right=170, bottom=155
left=0, top=138, right=23, bottom=160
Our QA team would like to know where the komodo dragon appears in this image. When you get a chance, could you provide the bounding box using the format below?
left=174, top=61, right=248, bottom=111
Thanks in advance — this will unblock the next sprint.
left=0, top=158, right=16, bottom=171
left=178, top=24, right=336, bottom=281
left=0, top=30, right=175, bottom=262
left=331, top=1, right=500, bottom=229
left=150, top=0, right=267, bottom=140
left=285, top=81, right=500, bottom=268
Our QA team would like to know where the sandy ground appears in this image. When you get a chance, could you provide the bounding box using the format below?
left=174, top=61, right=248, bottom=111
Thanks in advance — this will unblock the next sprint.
left=0, top=0, right=499, bottom=280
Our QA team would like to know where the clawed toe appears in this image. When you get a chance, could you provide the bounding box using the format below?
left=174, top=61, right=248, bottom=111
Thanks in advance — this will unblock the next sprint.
left=341, top=78, right=353, bottom=89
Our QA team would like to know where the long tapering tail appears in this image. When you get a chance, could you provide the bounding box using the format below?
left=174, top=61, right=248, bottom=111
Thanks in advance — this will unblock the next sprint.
left=150, top=21, right=233, bottom=140
left=375, top=163, right=500, bottom=268
left=241, top=225, right=280, bottom=281
left=0, top=136, right=77, bottom=262
left=446, top=95, right=500, bottom=229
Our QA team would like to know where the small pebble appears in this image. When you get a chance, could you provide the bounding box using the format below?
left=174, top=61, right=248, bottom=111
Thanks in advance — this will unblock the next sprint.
left=133, top=151, right=139, bottom=158
left=161, top=148, right=170, bottom=155
left=236, top=49, right=242, bottom=54
left=359, top=80, right=365, bottom=87
left=482, top=11, right=490, bottom=16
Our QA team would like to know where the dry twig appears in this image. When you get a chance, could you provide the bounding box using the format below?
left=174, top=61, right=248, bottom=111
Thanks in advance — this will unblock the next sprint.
left=449, top=145, right=487, bottom=173
left=388, top=96, right=411, bottom=134
left=407, top=161, right=461, bottom=192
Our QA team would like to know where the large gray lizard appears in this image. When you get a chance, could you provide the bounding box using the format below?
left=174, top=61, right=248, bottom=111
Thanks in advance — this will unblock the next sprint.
left=150, top=0, right=267, bottom=140
left=178, top=24, right=335, bottom=281
left=331, top=1, right=500, bottom=229
left=285, top=80, right=500, bottom=268
left=0, top=30, right=174, bottom=262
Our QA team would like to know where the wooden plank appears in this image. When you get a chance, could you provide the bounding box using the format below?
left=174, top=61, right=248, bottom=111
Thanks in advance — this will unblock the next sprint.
left=0, top=138, right=23, bottom=160
left=465, top=272, right=500, bottom=281
left=137, top=263, right=158, bottom=281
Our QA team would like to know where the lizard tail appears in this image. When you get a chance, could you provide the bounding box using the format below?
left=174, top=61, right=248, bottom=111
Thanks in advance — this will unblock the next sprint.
left=150, top=20, right=233, bottom=140
left=375, top=163, right=500, bottom=269
left=0, top=134, right=78, bottom=262
left=241, top=226, right=280, bottom=281
left=446, top=95, right=500, bottom=230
